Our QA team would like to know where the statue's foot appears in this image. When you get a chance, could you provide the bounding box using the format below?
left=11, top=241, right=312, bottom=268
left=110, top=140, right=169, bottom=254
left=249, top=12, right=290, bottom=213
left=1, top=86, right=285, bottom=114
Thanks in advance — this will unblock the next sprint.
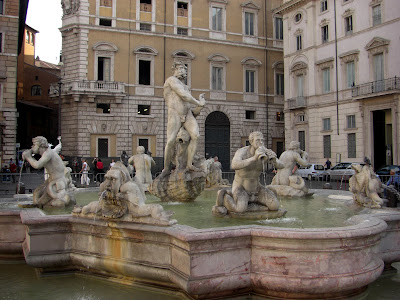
left=187, top=165, right=201, bottom=172
left=72, top=206, right=82, bottom=214
left=212, top=205, right=228, bottom=216
left=159, top=169, right=171, bottom=179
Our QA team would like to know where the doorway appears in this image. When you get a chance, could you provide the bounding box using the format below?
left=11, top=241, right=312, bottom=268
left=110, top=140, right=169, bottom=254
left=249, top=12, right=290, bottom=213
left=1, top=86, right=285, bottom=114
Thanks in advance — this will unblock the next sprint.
left=373, top=109, right=392, bottom=170
left=205, top=111, right=230, bottom=170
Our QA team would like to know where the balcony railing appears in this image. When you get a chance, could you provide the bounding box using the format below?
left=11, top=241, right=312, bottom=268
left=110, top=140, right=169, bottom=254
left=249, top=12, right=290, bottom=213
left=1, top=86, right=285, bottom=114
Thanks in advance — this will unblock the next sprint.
left=140, top=3, right=152, bottom=12
left=352, top=76, right=399, bottom=98
left=287, top=96, right=307, bottom=109
left=50, top=80, right=126, bottom=97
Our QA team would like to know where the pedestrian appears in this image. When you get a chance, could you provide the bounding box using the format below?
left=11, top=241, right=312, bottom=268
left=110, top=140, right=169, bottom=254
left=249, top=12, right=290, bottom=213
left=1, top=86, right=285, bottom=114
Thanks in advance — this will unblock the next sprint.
left=92, top=157, right=99, bottom=182
left=79, top=158, right=90, bottom=187
left=324, top=158, right=332, bottom=170
left=96, top=158, right=104, bottom=182
left=120, top=151, right=129, bottom=167
left=18, top=158, right=23, bottom=172
left=109, top=159, right=116, bottom=170
left=9, top=159, right=17, bottom=183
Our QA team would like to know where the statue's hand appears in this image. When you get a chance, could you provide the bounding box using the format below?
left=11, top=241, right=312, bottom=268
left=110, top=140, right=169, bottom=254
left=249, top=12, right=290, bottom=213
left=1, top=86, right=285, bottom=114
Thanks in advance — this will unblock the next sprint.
left=265, top=149, right=277, bottom=160
left=301, top=151, right=309, bottom=160
left=22, top=149, right=32, bottom=159
left=199, top=93, right=206, bottom=107
left=255, top=147, right=267, bottom=160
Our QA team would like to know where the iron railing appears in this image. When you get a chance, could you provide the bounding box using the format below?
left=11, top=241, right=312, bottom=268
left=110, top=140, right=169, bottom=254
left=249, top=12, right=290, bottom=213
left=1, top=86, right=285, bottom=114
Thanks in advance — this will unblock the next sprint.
left=352, top=76, right=399, bottom=97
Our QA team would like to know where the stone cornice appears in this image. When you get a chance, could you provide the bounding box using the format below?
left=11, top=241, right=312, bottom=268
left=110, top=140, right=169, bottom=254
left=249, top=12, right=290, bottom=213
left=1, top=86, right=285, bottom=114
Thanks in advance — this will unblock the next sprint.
left=272, top=0, right=308, bottom=15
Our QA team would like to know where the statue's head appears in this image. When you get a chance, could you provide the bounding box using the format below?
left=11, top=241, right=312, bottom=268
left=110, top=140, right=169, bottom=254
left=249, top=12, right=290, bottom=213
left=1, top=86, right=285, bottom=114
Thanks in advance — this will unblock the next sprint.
left=288, top=141, right=301, bottom=151
left=136, top=146, right=145, bottom=154
left=249, top=131, right=264, bottom=148
left=172, top=61, right=187, bottom=79
left=32, top=136, right=48, bottom=154
left=102, top=162, right=131, bottom=198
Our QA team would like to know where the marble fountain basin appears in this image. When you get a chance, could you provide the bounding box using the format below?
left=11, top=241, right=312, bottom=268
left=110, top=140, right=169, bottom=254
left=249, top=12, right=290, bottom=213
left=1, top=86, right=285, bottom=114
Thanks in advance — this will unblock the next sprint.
left=1, top=188, right=400, bottom=299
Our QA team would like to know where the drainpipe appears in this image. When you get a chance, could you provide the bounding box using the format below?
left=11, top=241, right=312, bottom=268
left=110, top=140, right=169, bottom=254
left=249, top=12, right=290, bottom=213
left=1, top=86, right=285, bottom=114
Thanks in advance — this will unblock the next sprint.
left=264, top=0, right=269, bottom=147
left=163, top=0, right=167, bottom=156
left=334, top=0, right=339, bottom=135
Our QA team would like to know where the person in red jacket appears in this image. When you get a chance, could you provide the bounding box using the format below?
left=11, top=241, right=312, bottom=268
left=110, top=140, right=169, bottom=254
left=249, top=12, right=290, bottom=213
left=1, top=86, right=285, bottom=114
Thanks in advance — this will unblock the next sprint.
left=9, top=159, right=17, bottom=183
left=96, top=158, right=104, bottom=182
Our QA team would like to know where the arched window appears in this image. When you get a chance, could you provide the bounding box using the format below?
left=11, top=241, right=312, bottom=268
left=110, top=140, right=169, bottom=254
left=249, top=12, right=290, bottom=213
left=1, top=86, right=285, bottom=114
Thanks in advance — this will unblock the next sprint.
left=31, top=85, right=42, bottom=96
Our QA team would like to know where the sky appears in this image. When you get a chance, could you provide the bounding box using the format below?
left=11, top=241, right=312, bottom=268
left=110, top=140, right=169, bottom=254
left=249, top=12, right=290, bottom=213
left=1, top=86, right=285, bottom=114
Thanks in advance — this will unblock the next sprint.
left=25, top=0, right=63, bottom=64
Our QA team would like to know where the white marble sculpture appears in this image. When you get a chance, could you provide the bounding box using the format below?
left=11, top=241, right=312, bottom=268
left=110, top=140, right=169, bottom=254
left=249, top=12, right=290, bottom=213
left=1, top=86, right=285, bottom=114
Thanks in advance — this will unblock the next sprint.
left=204, top=156, right=229, bottom=187
left=349, top=162, right=384, bottom=208
left=22, top=136, right=76, bottom=207
left=73, top=162, right=176, bottom=225
left=269, top=141, right=312, bottom=197
left=212, top=132, right=286, bottom=219
left=128, top=146, right=155, bottom=190
left=149, top=61, right=207, bottom=202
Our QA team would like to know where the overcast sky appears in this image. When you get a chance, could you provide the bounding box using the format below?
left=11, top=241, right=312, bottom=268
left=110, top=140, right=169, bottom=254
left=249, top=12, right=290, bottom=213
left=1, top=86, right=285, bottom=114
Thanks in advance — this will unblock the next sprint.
left=26, top=0, right=62, bottom=64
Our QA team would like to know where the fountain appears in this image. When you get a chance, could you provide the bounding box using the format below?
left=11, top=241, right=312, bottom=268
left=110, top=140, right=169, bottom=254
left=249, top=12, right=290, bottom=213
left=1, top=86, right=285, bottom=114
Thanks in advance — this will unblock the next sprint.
left=1, top=86, right=400, bottom=299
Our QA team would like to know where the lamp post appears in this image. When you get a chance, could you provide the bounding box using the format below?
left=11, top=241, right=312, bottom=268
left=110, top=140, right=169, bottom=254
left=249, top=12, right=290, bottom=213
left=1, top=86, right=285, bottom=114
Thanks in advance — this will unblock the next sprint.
left=58, top=80, right=62, bottom=137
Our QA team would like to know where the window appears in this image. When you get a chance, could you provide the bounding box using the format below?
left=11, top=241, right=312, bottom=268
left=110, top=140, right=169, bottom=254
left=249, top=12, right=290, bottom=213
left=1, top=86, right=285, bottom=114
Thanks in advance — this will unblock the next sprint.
left=295, top=13, right=302, bottom=22
left=374, top=53, right=384, bottom=81
left=345, top=16, right=353, bottom=35
left=372, top=5, right=381, bottom=26
left=246, top=110, right=255, bottom=120
left=323, top=135, right=331, bottom=158
left=139, top=60, right=151, bottom=85
left=347, top=115, right=356, bottom=128
left=348, top=133, right=356, bottom=158
left=323, top=68, right=330, bottom=93
left=0, top=33, right=2, bottom=53
left=98, top=57, right=111, bottom=81
left=299, top=115, right=305, bottom=122
left=321, top=25, right=329, bottom=43
left=276, top=111, right=284, bottom=122
left=244, top=12, right=254, bottom=36
left=139, top=138, right=149, bottom=153
left=25, top=32, right=29, bottom=43
left=296, top=35, right=302, bottom=51
left=98, top=138, right=109, bottom=157
left=323, top=118, right=331, bottom=131
left=99, top=18, right=112, bottom=26
left=297, top=75, right=304, bottom=97
left=245, top=70, right=255, bottom=93
left=177, top=27, right=188, bottom=36
left=212, top=66, right=223, bottom=90
left=0, top=0, right=3, bottom=15
left=97, top=103, right=110, bottom=114
left=275, top=17, right=283, bottom=40
left=212, top=7, right=223, bottom=31
left=100, top=0, right=112, bottom=7
left=172, top=50, right=194, bottom=86
left=321, top=0, right=328, bottom=12
left=140, top=0, right=152, bottom=12
left=140, top=23, right=151, bottom=31
left=138, top=105, right=150, bottom=115
left=276, top=73, right=284, bottom=95
left=31, top=85, right=42, bottom=96
left=299, top=131, right=305, bottom=151
left=346, top=61, right=355, bottom=88
left=177, top=2, right=188, bottom=17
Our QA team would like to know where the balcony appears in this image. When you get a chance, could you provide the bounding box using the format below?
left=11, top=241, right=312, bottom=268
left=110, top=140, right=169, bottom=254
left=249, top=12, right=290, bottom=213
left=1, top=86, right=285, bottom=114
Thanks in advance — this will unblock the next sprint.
left=352, top=76, right=399, bottom=98
left=287, top=96, right=307, bottom=110
left=50, top=80, right=126, bottom=102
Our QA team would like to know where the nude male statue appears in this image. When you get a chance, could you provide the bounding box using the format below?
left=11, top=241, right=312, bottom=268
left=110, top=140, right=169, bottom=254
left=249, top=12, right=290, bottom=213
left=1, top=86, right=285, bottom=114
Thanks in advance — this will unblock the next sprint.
left=160, top=61, right=206, bottom=178
left=215, top=132, right=281, bottom=213
left=271, top=141, right=308, bottom=186
left=22, top=136, right=73, bottom=207
left=128, top=146, right=156, bottom=185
